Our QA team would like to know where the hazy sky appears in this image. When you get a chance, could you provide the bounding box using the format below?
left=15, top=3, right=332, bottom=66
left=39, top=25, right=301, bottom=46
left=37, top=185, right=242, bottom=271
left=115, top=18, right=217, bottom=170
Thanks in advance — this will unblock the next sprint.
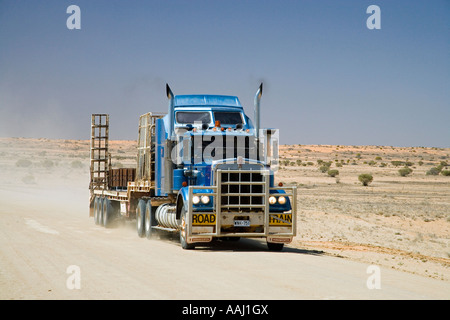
left=0, top=0, right=449, bottom=147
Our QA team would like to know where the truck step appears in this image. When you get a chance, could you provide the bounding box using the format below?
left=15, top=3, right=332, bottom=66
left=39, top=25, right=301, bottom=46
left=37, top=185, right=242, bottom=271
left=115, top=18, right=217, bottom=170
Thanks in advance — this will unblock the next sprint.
left=152, top=226, right=178, bottom=232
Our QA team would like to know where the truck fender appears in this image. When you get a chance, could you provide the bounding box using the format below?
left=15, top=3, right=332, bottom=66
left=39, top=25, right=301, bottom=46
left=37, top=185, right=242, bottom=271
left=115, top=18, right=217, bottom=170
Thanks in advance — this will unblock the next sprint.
left=176, top=187, right=190, bottom=219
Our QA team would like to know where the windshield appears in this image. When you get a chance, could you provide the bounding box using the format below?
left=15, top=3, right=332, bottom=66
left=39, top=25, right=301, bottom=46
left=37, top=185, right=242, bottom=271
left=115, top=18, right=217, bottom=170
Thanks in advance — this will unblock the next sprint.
left=176, top=112, right=211, bottom=124
left=190, top=135, right=258, bottom=163
left=213, top=112, right=243, bottom=125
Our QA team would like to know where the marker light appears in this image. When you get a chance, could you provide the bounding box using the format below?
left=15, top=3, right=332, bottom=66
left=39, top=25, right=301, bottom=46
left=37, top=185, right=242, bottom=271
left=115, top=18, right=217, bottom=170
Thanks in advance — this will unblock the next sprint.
left=215, top=120, right=221, bottom=127
left=278, top=196, right=286, bottom=205
left=269, top=196, right=277, bottom=205
left=201, top=196, right=210, bottom=204
left=192, top=195, right=200, bottom=204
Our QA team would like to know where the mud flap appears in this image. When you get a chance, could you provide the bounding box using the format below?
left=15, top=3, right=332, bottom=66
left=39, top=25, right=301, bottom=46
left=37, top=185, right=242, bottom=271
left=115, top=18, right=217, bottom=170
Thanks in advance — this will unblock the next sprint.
left=267, top=236, right=292, bottom=244
left=187, top=236, right=213, bottom=244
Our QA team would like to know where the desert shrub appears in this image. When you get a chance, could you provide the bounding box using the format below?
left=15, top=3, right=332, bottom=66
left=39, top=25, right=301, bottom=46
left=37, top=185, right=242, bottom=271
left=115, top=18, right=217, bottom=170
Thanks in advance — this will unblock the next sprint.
left=398, top=167, right=413, bottom=177
left=319, top=166, right=329, bottom=173
left=441, top=170, right=450, bottom=176
left=391, top=161, right=404, bottom=167
left=368, top=160, right=377, bottom=166
left=296, top=159, right=302, bottom=166
left=22, top=174, right=35, bottom=184
left=41, top=159, right=54, bottom=168
left=375, top=156, right=382, bottom=160
left=71, top=160, right=83, bottom=169
left=327, top=169, right=339, bottom=177
left=426, top=167, right=440, bottom=176
left=358, top=174, right=373, bottom=186
left=16, top=159, right=32, bottom=167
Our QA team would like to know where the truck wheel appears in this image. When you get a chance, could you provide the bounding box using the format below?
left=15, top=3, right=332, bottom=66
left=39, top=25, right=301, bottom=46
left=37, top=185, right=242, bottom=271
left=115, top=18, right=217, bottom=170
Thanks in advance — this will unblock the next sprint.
left=100, top=197, right=107, bottom=227
left=267, top=242, right=284, bottom=251
left=94, top=196, right=100, bottom=225
left=103, top=198, right=115, bottom=228
left=179, top=206, right=195, bottom=250
left=136, top=199, right=146, bottom=238
left=145, top=201, right=156, bottom=239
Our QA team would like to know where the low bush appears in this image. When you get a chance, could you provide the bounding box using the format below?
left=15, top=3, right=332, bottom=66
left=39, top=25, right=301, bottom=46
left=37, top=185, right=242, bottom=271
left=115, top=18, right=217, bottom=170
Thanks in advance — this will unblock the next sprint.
left=358, top=173, right=373, bottom=186
left=41, top=159, right=54, bottom=168
left=426, top=167, right=440, bottom=176
left=441, top=170, right=450, bottom=176
left=398, top=167, right=413, bottom=177
left=319, top=166, right=329, bottom=173
left=391, top=161, right=404, bottom=167
left=16, top=159, right=32, bottom=167
left=22, top=174, right=35, bottom=184
left=327, top=169, right=339, bottom=177
left=71, top=160, right=83, bottom=169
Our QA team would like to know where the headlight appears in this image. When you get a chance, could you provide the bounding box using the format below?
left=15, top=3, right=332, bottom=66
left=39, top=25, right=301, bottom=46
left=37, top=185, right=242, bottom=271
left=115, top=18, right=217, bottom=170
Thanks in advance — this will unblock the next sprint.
left=278, top=196, right=286, bottom=205
left=201, top=195, right=210, bottom=204
left=192, top=195, right=200, bottom=204
left=269, top=196, right=277, bottom=205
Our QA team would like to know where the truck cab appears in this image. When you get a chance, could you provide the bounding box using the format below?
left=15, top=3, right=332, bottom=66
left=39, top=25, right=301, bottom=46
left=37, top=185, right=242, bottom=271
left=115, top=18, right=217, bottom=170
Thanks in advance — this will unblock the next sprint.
left=155, top=85, right=296, bottom=249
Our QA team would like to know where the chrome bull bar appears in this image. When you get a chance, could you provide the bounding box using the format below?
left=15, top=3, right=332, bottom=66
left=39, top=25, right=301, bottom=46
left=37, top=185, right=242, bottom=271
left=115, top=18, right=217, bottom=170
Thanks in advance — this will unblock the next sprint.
left=186, top=169, right=297, bottom=243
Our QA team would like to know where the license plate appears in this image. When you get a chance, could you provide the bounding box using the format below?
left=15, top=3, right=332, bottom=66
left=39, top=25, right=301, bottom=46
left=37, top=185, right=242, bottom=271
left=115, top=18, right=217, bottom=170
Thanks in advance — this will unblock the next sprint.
left=234, top=220, right=250, bottom=227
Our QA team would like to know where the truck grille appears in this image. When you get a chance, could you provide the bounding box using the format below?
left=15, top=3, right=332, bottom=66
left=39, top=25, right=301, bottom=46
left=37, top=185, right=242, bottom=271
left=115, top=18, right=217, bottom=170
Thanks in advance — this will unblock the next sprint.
left=219, top=169, right=266, bottom=212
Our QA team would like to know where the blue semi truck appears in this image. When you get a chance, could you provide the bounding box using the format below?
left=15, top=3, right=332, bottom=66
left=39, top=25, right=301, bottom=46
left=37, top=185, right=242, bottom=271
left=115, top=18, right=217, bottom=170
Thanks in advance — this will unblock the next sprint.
left=89, top=84, right=296, bottom=250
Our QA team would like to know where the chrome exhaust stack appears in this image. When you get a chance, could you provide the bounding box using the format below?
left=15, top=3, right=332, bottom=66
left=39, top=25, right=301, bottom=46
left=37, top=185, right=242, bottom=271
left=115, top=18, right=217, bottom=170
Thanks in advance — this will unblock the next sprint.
left=166, top=83, right=175, bottom=141
left=254, top=83, right=263, bottom=140
left=165, top=84, right=175, bottom=194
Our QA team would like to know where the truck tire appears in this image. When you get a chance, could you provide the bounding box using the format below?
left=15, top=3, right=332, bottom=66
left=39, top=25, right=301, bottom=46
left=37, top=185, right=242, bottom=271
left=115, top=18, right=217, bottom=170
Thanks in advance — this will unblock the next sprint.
left=179, top=206, right=195, bottom=250
left=100, top=197, right=106, bottom=227
left=145, top=200, right=156, bottom=239
left=267, top=242, right=284, bottom=251
left=136, top=199, right=146, bottom=238
left=103, top=198, right=116, bottom=228
left=94, top=196, right=101, bottom=225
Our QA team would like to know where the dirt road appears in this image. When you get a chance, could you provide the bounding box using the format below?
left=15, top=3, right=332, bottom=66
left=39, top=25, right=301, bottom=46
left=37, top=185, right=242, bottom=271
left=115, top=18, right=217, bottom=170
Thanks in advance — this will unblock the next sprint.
left=1, top=183, right=448, bottom=300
